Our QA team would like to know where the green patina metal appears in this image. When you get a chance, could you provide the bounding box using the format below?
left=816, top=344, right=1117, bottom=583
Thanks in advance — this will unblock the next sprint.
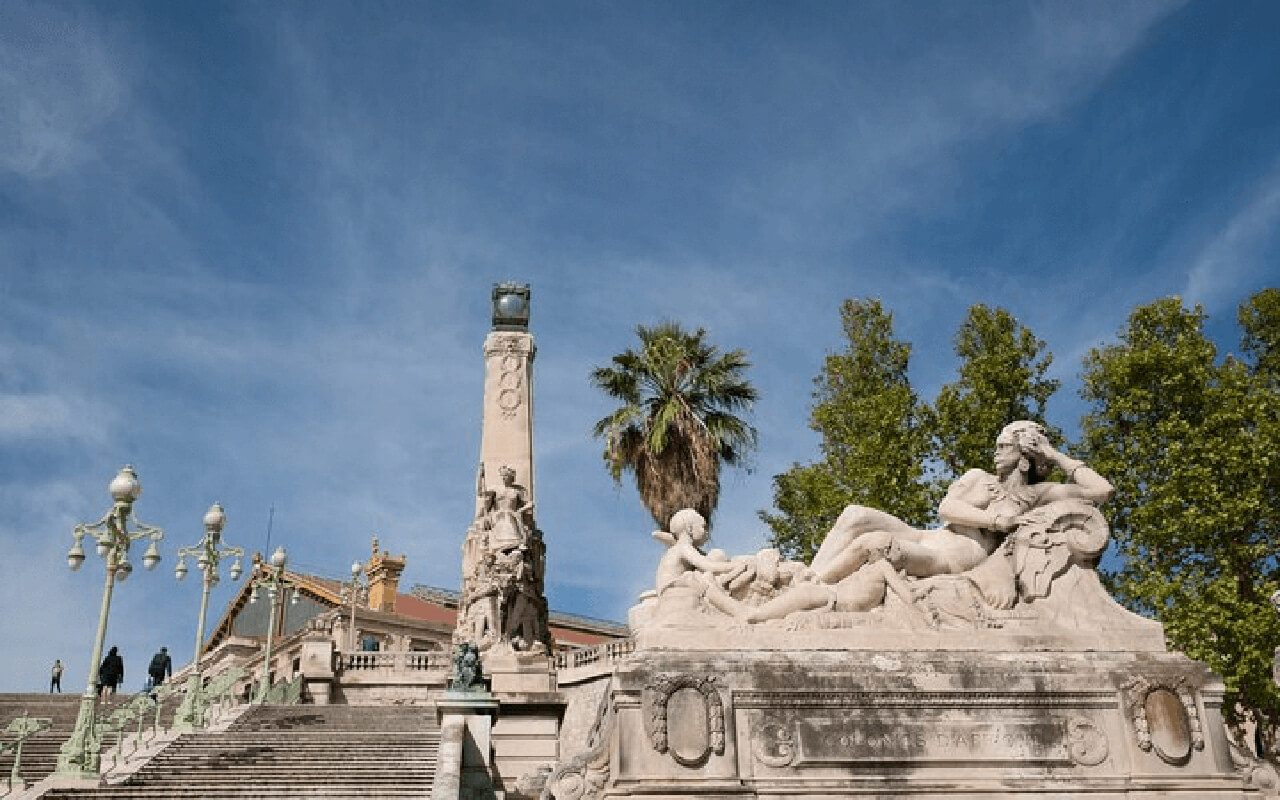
left=3, top=711, right=52, bottom=790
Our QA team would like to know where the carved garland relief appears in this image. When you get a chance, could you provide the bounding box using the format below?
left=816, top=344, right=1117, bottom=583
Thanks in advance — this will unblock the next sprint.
left=1121, top=675, right=1204, bottom=765
left=643, top=674, right=726, bottom=767
left=491, top=336, right=528, bottom=419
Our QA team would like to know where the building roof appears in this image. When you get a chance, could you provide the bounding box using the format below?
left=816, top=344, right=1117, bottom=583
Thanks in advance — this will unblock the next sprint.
left=204, top=564, right=626, bottom=653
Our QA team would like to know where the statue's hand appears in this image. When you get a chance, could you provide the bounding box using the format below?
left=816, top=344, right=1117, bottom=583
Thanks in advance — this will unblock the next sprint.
left=991, top=513, right=1019, bottom=534
left=1019, top=429, right=1058, bottom=462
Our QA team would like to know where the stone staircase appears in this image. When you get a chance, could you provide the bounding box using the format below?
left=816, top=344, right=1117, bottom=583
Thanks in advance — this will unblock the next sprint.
left=0, top=692, right=147, bottom=790
left=41, top=704, right=441, bottom=799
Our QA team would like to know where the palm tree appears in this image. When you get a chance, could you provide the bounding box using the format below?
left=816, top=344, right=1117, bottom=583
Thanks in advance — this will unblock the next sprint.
left=591, top=322, right=758, bottom=529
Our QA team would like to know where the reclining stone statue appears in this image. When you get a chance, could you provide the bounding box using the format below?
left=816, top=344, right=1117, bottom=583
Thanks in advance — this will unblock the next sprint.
left=639, top=420, right=1126, bottom=631
left=810, top=420, right=1113, bottom=582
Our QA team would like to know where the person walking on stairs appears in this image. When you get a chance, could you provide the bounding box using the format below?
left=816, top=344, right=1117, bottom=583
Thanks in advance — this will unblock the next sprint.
left=147, top=646, right=172, bottom=693
left=98, top=646, right=123, bottom=696
left=50, top=659, right=63, bottom=692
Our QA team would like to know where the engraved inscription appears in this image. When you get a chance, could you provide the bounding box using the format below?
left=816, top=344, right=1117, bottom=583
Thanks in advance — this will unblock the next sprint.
left=789, top=716, right=1070, bottom=765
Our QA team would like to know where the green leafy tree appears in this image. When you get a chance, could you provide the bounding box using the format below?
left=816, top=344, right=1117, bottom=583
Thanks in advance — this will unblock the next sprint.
left=927, top=305, right=1062, bottom=483
left=760, top=299, right=932, bottom=561
left=591, top=322, right=758, bottom=529
left=1080, top=292, right=1280, bottom=736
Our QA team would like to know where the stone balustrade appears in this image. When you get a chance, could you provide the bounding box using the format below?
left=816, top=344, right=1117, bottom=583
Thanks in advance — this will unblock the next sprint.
left=340, top=650, right=450, bottom=673
left=553, top=638, right=635, bottom=683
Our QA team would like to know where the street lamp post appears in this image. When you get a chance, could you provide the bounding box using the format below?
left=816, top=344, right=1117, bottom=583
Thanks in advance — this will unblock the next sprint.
left=247, top=546, right=299, bottom=704
left=172, top=503, right=243, bottom=731
left=55, top=465, right=164, bottom=782
left=342, top=560, right=368, bottom=653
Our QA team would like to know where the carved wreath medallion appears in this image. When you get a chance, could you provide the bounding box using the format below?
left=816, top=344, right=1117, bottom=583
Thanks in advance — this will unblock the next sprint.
left=1066, top=717, right=1108, bottom=766
left=643, top=673, right=726, bottom=767
left=1121, top=675, right=1203, bottom=765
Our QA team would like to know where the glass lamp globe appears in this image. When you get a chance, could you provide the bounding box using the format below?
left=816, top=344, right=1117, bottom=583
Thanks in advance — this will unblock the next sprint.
left=496, top=292, right=526, bottom=319
left=174, top=558, right=188, bottom=580
left=269, top=546, right=287, bottom=569
left=141, top=541, right=161, bottom=570
left=109, top=466, right=141, bottom=503
left=67, top=541, right=86, bottom=571
left=203, top=502, right=226, bottom=533
left=116, top=558, right=133, bottom=582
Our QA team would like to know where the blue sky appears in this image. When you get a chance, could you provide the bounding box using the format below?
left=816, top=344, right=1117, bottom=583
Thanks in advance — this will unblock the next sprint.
left=1, top=1, right=1277, bottom=691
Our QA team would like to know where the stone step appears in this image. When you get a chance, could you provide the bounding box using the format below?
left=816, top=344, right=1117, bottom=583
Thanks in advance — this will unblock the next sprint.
left=45, top=789, right=437, bottom=799
left=46, top=788, right=435, bottom=793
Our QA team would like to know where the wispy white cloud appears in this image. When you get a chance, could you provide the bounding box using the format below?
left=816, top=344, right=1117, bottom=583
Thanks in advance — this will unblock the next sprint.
left=1184, top=162, right=1280, bottom=310
left=0, top=2, right=129, bottom=179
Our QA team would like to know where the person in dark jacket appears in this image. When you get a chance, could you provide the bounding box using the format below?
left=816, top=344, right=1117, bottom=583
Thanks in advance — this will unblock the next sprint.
left=147, top=646, right=172, bottom=691
left=98, top=646, right=123, bottom=696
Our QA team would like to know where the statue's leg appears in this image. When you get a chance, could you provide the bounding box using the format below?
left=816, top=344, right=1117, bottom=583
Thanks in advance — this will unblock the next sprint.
left=745, top=583, right=834, bottom=623
left=814, top=526, right=916, bottom=583
left=897, top=531, right=989, bottom=578
left=702, top=579, right=747, bottom=618
left=812, top=506, right=921, bottom=578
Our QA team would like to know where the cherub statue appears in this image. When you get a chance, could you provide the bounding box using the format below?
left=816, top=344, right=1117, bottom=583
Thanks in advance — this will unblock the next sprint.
left=651, top=509, right=737, bottom=595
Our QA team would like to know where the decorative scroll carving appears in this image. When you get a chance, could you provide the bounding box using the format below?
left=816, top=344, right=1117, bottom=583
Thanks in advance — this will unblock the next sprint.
left=643, top=673, right=725, bottom=767
left=751, top=718, right=797, bottom=768
left=1120, top=675, right=1204, bottom=764
left=1228, top=737, right=1280, bottom=792
left=542, top=681, right=615, bottom=800
left=1066, top=717, right=1108, bottom=766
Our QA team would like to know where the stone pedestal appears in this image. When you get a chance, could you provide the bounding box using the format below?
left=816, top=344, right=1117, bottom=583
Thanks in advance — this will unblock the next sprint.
left=436, top=691, right=502, bottom=800
left=492, top=694, right=566, bottom=800
left=298, top=635, right=335, bottom=705
left=486, top=650, right=555, bottom=694
left=585, top=636, right=1256, bottom=799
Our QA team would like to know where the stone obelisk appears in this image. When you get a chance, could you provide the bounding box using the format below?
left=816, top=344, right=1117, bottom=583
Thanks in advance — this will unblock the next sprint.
left=477, top=283, right=536, bottom=506
left=455, top=283, right=553, bottom=692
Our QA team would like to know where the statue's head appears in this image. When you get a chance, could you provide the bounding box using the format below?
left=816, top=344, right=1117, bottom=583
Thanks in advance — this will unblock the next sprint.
left=996, top=420, right=1053, bottom=482
left=669, top=508, right=709, bottom=546
left=499, top=465, right=516, bottom=484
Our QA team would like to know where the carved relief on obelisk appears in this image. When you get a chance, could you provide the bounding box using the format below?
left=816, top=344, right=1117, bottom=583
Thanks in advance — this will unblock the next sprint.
left=456, top=283, right=552, bottom=656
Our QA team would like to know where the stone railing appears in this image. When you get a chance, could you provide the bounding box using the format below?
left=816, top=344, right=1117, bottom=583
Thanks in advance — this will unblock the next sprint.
left=339, top=650, right=450, bottom=673
left=554, top=639, right=635, bottom=672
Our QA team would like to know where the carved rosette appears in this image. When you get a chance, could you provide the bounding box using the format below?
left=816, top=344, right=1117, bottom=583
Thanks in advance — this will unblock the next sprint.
left=1066, top=717, right=1108, bottom=766
left=1121, top=675, right=1204, bottom=765
left=643, top=673, right=726, bottom=767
